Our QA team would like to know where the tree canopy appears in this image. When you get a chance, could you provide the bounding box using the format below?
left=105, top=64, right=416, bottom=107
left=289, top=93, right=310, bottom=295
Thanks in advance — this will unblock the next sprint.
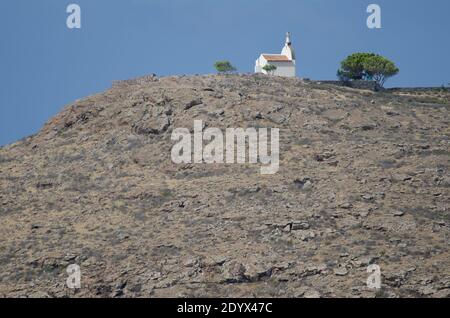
left=262, top=64, right=277, bottom=75
left=337, top=53, right=399, bottom=87
left=214, top=61, right=237, bottom=74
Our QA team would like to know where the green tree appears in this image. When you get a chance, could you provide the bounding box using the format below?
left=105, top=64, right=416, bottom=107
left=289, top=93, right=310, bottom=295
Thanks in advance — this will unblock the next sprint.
left=337, top=52, right=399, bottom=87
left=339, top=53, right=376, bottom=80
left=337, top=69, right=351, bottom=82
left=214, top=61, right=236, bottom=74
left=363, top=55, right=399, bottom=87
left=262, top=64, right=277, bottom=75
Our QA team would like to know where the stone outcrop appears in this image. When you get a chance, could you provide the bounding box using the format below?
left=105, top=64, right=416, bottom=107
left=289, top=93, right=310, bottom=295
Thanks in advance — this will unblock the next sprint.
left=0, top=74, right=449, bottom=298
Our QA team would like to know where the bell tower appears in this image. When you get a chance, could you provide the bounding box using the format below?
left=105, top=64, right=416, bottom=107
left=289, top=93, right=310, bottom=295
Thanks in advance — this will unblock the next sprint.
left=281, top=32, right=295, bottom=61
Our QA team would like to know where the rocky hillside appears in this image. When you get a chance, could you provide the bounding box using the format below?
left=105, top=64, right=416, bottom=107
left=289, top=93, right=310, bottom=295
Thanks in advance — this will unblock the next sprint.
left=0, top=74, right=449, bottom=298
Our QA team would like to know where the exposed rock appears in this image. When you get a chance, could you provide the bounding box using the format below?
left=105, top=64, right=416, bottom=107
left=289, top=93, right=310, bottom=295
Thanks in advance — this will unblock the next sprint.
left=292, top=230, right=316, bottom=241
left=0, top=74, right=448, bottom=298
left=339, top=203, right=353, bottom=210
left=221, top=261, right=247, bottom=283
left=392, top=211, right=405, bottom=217
left=304, top=290, right=321, bottom=298
left=293, top=178, right=313, bottom=190
left=292, top=221, right=310, bottom=231
left=184, top=98, right=203, bottom=110
left=333, top=266, right=349, bottom=276
left=133, top=115, right=170, bottom=135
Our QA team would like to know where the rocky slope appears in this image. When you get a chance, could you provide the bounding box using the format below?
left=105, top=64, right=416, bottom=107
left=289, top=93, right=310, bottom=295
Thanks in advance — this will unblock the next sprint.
left=0, top=74, right=449, bottom=298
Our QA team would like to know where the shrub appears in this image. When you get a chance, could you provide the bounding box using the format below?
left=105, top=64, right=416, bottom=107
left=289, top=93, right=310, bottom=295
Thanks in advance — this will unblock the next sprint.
left=214, top=61, right=237, bottom=74
left=262, top=64, right=277, bottom=75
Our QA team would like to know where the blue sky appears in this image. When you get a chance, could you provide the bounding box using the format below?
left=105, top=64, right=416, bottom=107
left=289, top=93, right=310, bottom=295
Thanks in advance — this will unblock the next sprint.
left=1, top=0, right=449, bottom=146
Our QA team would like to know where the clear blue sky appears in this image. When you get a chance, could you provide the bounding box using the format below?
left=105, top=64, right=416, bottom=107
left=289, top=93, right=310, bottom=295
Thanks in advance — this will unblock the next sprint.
left=1, top=0, right=449, bottom=146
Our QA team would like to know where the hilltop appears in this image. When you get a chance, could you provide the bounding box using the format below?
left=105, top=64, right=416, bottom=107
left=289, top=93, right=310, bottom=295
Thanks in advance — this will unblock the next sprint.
left=0, top=74, right=449, bottom=297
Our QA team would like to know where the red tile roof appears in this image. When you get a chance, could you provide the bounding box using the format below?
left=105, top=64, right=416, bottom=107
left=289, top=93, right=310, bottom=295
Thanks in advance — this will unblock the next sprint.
left=262, top=54, right=292, bottom=62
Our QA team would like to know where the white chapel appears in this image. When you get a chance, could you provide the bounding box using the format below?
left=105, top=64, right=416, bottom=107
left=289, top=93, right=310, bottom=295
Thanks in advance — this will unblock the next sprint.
left=255, top=32, right=296, bottom=77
